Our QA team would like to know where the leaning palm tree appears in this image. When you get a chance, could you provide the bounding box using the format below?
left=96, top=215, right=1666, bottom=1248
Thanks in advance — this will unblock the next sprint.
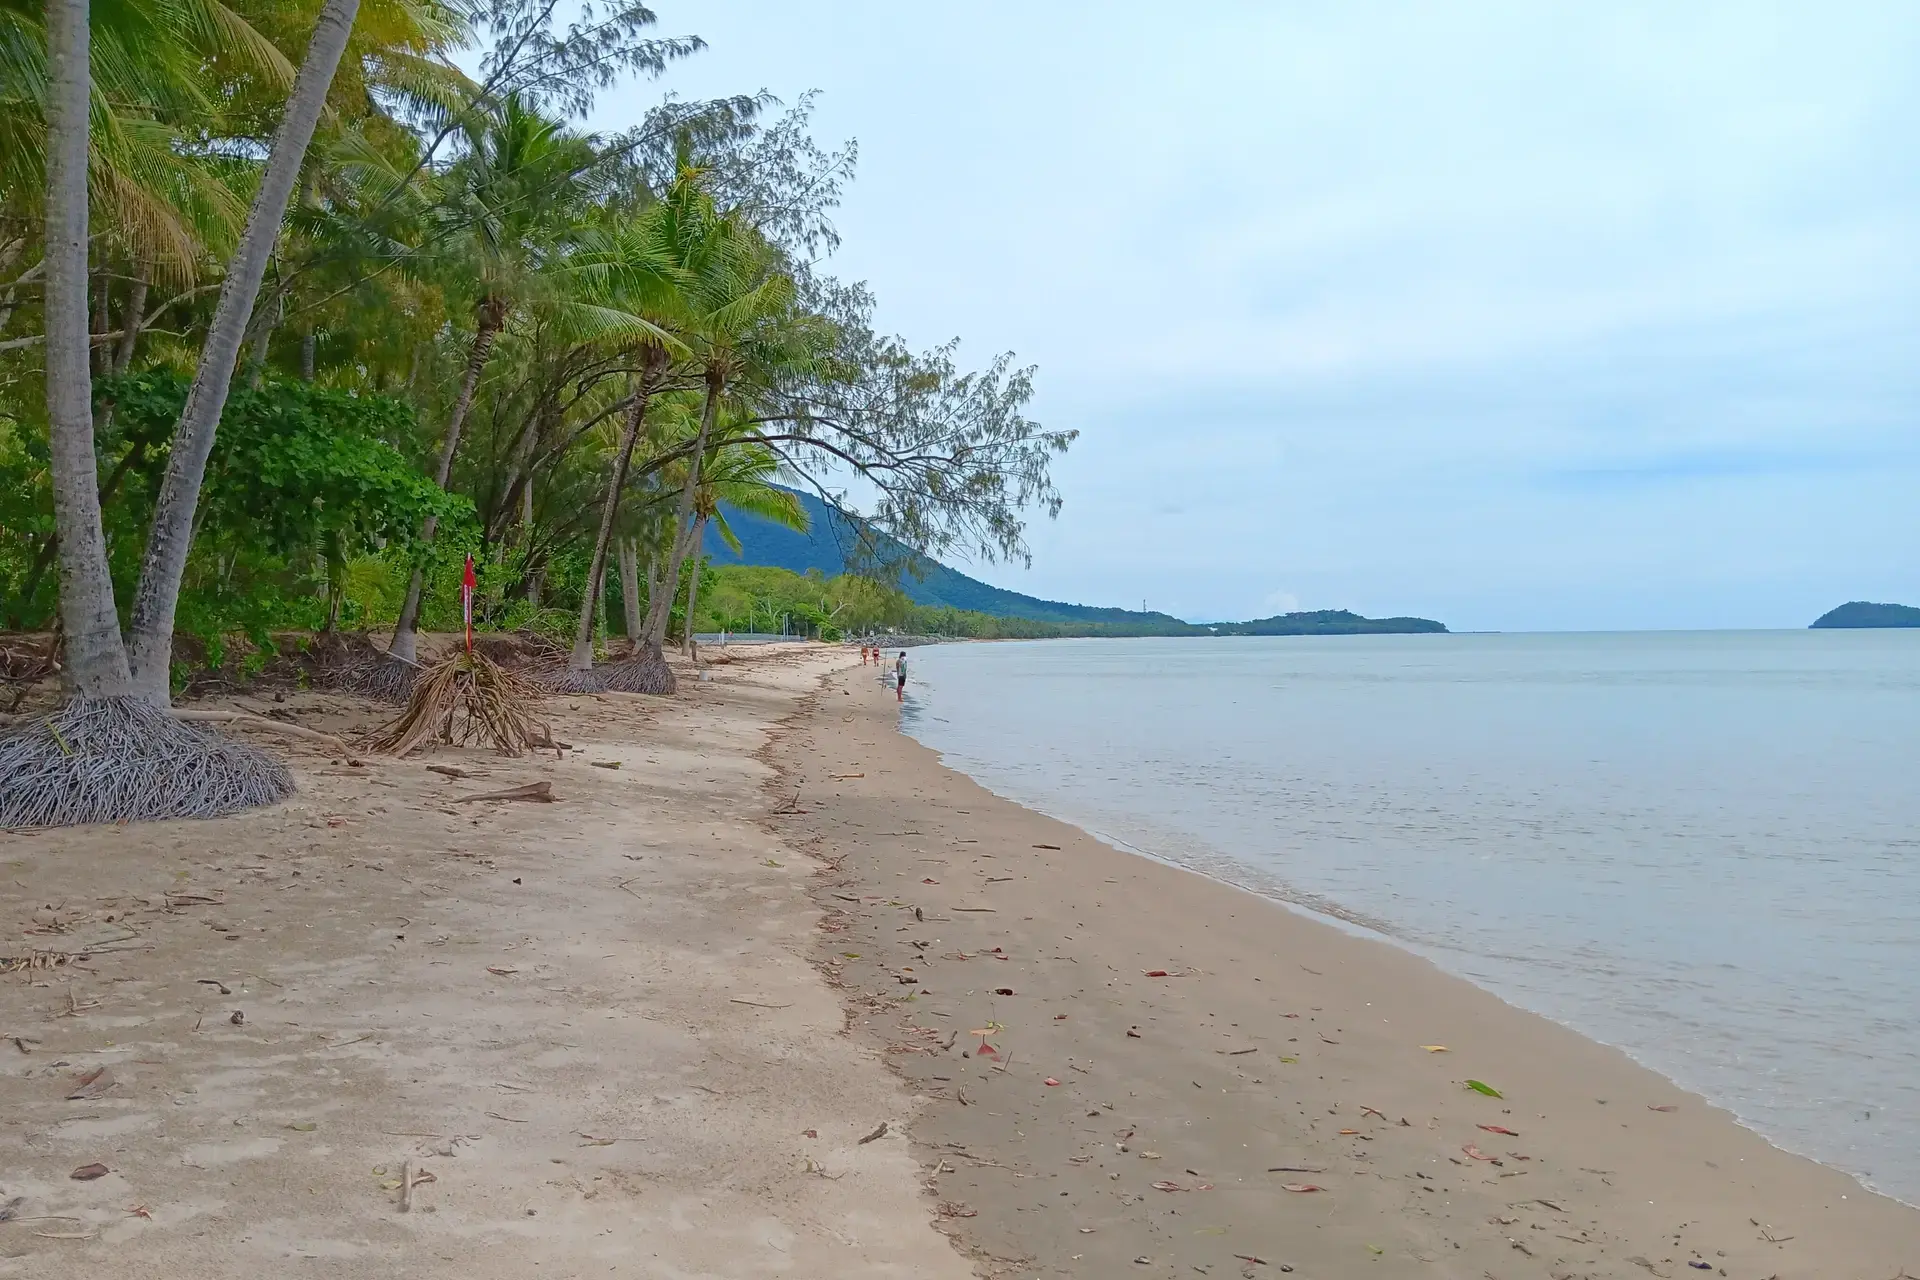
left=373, top=97, right=605, bottom=692
left=611, top=201, right=809, bottom=694
left=1, top=0, right=367, bottom=824
left=679, top=439, right=809, bottom=658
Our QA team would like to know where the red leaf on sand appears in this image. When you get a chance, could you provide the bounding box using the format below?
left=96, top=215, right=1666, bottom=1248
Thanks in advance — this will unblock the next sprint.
left=1054, top=1014, right=1068, bottom=1020
left=1648, top=1104, right=1679, bottom=1112
left=1044, top=1077, right=1061, bottom=1086
left=976, top=1043, right=998, bottom=1058
left=70, top=1163, right=109, bottom=1180
left=1143, top=969, right=1170, bottom=978
left=1280, top=1183, right=1322, bottom=1193
left=1478, top=1124, right=1520, bottom=1136
left=922, top=878, right=938, bottom=884
left=1462, top=1143, right=1496, bottom=1161
left=802, top=1129, right=817, bottom=1138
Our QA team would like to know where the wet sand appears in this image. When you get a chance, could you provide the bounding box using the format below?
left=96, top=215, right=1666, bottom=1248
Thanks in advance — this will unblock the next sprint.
left=775, top=660, right=1920, bottom=1280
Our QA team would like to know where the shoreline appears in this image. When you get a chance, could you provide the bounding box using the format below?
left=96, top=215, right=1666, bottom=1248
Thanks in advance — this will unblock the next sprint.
left=779, top=660, right=1920, bottom=1279
left=882, top=768, right=1907, bottom=1211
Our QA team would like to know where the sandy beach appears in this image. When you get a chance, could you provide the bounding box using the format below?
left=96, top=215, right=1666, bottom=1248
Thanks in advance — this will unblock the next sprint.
left=776, top=659, right=1920, bottom=1280
left=5, top=644, right=1918, bottom=1280
left=0, top=646, right=967, bottom=1279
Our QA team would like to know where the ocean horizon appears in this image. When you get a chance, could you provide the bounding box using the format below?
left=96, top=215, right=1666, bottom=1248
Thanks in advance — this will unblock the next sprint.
left=896, top=629, right=1920, bottom=1205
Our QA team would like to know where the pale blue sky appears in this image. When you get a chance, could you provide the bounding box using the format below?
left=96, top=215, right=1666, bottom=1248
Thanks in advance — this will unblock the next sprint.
left=602, top=2, right=1920, bottom=630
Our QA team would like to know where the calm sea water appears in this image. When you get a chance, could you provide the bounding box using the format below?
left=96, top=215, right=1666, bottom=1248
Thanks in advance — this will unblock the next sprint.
left=896, top=631, right=1920, bottom=1204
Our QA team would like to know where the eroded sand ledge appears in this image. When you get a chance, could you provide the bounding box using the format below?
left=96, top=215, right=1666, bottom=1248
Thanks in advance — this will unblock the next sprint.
left=0, top=647, right=969, bottom=1278
left=780, top=660, right=1920, bottom=1280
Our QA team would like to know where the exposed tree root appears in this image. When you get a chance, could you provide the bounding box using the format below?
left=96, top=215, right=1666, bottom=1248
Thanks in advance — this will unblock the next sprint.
left=0, top=697, right=294, bottom=829
left=536, top=664, right=612, bottom=694
left=364, top=649, right=549, bottom=757
left=598, top=652, right=676, bottom=695
left=331, top=652, right=418, bottom=704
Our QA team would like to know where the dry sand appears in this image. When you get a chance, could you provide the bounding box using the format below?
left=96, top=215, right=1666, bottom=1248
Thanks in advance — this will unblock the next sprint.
left=777, top=660, right=1920, bottom=1280
left=0, top=645, right=970, bottom=1279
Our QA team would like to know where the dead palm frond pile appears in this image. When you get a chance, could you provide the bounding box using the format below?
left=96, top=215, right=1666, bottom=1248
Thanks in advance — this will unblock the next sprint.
left=364, top=648, right=550, bottom=758
left=0, top=697, right=294, bottom=828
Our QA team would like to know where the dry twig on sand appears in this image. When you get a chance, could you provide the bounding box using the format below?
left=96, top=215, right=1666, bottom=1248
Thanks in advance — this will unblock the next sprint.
left=364, top=650, right=549, bottom=759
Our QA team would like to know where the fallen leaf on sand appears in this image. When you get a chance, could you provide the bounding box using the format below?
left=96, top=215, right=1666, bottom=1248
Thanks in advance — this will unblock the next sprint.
left=1421, top=1045, right=1449, bottom=1052
left=1126, top=1027, right=1142, bottom=1038
left=1033, top=843, right=1061, bottom=850
left=1280, top=1183, right=1323, bottom=1193
left=857, top=1121, right=889, bottom=1144
left=922, top=878, right=938, bottom=884
left=1151, top=1180, right=1187, bottom=1192
left=577, top=1135, right=618, bottom=1146
left=993, top=987, right=1015, bottom=996
left=1478, top=1124, right=1521, bottom=1136
left=1465, top=1079, right=1504, bottom=1098
left=1143, top=969, right=1170, bottom=978
left=127, top=1205, right=152, bottom=1219
left=486, top=966, right=518, bottom=976
left=1462, top=1143, right=1495, bottom=1161
left=287, top=1121, right=317, bottom=1132
left=1647, top=1104, right=1679, bottom=1112
left=65, top=1066, right=114, bottom=1100
left=70, top=1163, right=110, bottom=1181
left=1338, top=1128, right=1360, bottom=1135
left=802, top=1129, right=817, bottom=1139
left=589, top=760, right=620, bottom=769
left=1044, top=1077, right=1061, bottom=1086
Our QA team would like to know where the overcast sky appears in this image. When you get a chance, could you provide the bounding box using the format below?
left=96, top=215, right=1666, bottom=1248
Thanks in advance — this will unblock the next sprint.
left=600, top=2, right=1919, bottom=630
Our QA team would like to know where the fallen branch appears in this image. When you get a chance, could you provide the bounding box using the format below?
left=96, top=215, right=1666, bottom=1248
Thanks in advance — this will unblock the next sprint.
left=454, top=781, right=553, bottom=804
left=172, top=709, right=350, bottom=754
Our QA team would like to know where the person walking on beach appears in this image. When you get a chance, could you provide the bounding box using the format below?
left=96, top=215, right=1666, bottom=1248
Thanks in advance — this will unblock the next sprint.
left=894, top=650, right=907, bottom=701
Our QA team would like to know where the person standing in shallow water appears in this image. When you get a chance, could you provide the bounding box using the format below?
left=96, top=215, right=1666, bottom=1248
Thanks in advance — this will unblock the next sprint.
left=895, top=650, right=908, bottom=701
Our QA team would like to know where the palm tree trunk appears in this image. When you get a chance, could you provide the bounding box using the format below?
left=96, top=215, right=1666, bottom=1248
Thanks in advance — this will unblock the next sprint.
left=389, top=306, right=504, bottom=664
left=112, top=267, right=148, bottom=373
left=639, top=370, right=723, bottom=656
left=618, top=538, right=642, bottom=642
left=682, top=517, right=706, bottom=659
left=124, top=0, right=363, bottom=705
left=568, top=384, right=655, bottom=671
left=41, top=0, right=133, bottom=697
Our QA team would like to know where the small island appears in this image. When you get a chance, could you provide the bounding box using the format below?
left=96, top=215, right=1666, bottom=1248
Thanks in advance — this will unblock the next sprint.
left=1809, top=601, right=1920, bottom=629
left=1215, top=609, right=1448, bottom=636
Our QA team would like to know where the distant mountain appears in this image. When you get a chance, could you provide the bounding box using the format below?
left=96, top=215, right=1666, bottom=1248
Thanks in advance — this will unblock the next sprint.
left=1216, top=609, right=1448, bottom=636
left=706, top=488, right=1445, bottom=636
left=1810, top=601, right=1920, bottom=629
left=705, top=489, right=1189, bottom=628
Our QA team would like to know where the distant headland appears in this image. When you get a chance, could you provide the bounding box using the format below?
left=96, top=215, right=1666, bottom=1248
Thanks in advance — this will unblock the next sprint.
left=1809, top=601, right=1920, bottom=629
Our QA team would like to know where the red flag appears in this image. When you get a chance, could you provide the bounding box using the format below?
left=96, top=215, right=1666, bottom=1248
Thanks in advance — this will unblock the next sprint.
left=461, top=554, right=477, bottom=652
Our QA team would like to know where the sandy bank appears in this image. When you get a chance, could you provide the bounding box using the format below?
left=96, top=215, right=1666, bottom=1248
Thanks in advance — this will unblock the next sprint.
left=0, top=646, right=968, bottom=1279
left=777, top=661, right=1920, bottom=1280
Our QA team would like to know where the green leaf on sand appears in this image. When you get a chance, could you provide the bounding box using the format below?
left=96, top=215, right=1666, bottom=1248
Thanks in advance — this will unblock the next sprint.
left=1465, top=1080, right=1503, bottom=1098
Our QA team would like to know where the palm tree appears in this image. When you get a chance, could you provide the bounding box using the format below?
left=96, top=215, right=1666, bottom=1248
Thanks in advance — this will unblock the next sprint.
left=679, top=440, right=808, bottom=658
left=123, top=0, right=367, bottom=704
left=622, top=203, right=807, bottom=692
left=383, top=95, right=603, bottom=674
left=38, top=0, right=132, bottom=697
